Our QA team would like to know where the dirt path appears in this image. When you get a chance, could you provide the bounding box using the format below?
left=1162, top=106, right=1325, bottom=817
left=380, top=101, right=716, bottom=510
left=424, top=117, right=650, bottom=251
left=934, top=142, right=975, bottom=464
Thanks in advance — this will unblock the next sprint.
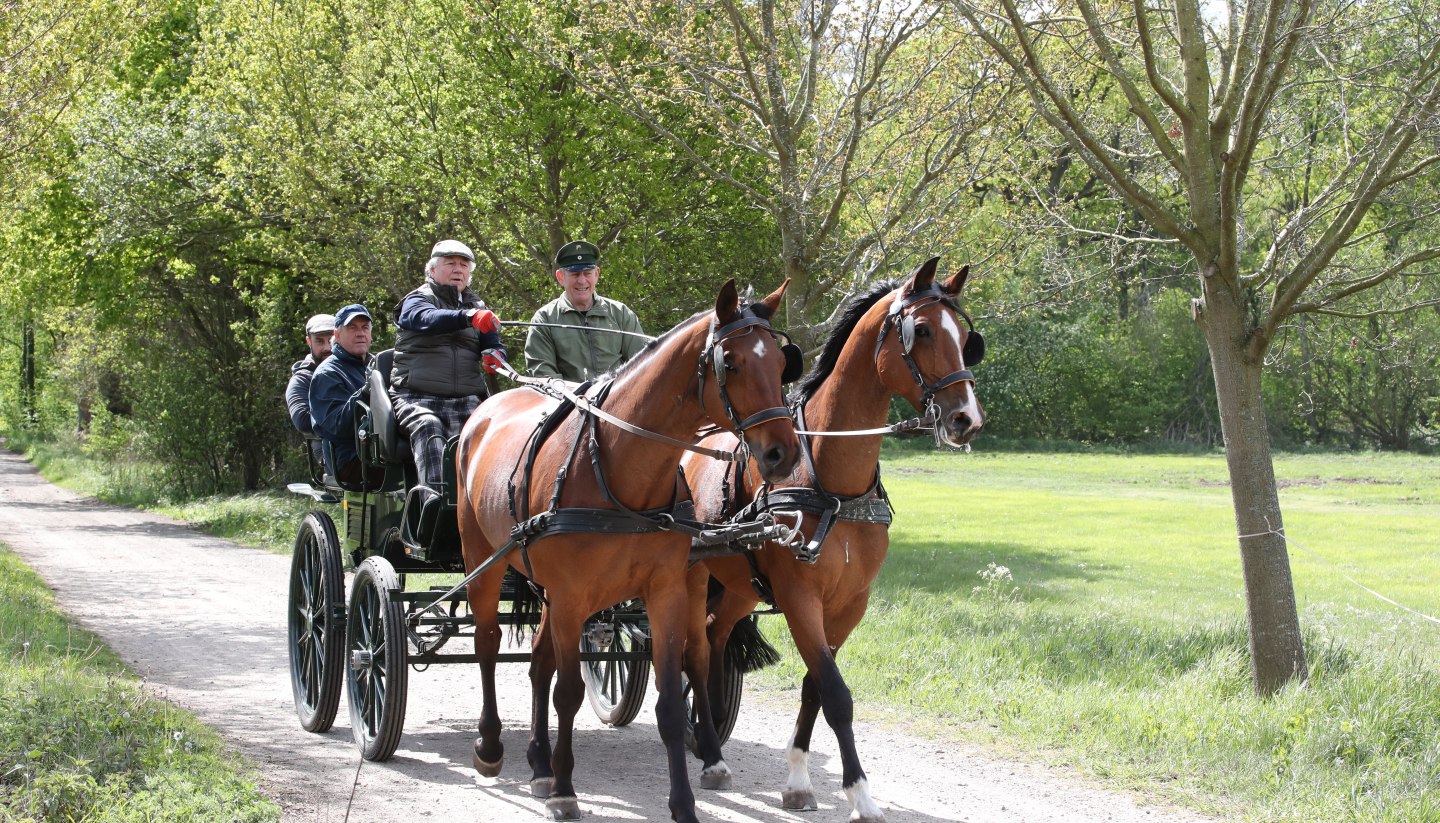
left=0, top=449, right=1218, bottom=823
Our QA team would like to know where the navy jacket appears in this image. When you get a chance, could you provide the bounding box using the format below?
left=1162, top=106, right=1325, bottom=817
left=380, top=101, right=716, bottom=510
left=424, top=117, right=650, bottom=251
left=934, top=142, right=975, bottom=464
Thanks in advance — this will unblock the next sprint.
left=308, top=343, right=373, bottom=472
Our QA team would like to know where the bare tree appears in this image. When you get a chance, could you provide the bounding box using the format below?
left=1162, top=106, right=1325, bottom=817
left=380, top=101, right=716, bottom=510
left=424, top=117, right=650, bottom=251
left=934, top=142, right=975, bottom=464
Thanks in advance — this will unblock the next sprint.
left=543, top=0, right=1009, bottom=337
left=949, top=0, right=1440, bottom=692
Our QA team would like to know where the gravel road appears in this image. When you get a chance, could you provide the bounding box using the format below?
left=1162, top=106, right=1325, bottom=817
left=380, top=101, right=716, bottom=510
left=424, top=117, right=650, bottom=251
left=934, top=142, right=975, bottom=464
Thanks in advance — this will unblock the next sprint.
left=0, top=447, right=1219, bottom=823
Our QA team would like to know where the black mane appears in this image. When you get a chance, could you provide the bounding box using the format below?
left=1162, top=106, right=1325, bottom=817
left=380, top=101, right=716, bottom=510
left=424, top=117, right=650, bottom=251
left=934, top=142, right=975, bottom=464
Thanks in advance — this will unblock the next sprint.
left=793, top=280, right=899, bottom=403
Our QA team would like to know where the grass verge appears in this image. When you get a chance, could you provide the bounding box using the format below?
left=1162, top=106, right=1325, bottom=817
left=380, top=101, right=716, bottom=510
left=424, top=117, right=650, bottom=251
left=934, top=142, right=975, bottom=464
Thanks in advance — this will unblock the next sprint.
left=751, top=448, right=1440, bottom=822
left=0, top=543, right=279, bottom=821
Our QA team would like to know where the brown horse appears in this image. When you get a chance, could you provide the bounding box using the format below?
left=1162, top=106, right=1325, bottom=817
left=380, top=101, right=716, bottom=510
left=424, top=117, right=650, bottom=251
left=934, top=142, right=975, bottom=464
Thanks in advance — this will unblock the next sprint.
left=681, top=258, right=984, bottom=822
left=455, top=280, right=800, bottom=823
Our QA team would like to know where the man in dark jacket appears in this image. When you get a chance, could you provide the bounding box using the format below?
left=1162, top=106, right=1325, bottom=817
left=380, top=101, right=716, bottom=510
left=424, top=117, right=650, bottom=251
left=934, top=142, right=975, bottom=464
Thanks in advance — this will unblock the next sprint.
left=390, top=240, right=507, bottom=504
left=309, top=304, right=377, bottom=488
left=285, top=313, right=336, bottom=434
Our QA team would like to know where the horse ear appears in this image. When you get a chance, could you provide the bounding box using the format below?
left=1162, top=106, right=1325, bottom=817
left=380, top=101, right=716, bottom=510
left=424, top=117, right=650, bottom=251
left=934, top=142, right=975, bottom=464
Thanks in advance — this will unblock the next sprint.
left=715, top=278, right=740, bottom=324
left=905, top=257, right=940, bottom=293
left=941, top=264, right=971, bottom=297
left=760, top=278, right=790, bottom=314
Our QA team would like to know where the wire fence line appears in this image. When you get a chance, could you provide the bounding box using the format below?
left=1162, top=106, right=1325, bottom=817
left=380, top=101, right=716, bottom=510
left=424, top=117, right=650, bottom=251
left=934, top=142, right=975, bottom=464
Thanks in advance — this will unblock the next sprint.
left=1241, top=523, right=1440, bottom=628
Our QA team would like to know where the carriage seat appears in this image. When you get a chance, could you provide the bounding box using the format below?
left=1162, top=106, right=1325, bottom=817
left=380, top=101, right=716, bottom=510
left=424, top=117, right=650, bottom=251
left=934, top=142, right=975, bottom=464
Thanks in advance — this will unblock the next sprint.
left=361, top=348, right=411, bottom=467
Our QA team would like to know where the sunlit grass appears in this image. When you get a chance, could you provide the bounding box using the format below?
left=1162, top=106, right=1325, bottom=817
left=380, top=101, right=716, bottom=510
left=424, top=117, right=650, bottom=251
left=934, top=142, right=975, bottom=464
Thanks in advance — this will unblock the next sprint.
left=0, top=545, right=278, bottom=821
left=749, top=448, right=1440, bottom=822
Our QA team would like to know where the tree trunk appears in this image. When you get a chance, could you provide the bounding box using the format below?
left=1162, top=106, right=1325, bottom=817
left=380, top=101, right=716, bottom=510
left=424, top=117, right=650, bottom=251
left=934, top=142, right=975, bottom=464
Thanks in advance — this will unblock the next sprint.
left=21, top=317, right=36, bottom=426
left=1200, top=288, right=1309, bottom=694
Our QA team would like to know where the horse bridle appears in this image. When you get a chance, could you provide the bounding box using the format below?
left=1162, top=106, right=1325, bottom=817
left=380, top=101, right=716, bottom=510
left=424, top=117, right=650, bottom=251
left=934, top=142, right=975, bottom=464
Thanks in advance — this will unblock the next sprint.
left=697, top=308, right=803, bottom=442
left=873, top=283, right=985, bottom=409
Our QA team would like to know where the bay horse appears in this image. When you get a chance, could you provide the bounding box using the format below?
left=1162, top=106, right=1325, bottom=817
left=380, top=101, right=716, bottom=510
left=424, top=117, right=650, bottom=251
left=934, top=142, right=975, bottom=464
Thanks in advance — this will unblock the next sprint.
left=681, top=258, right=984, bottom=822
left=455, top=280, right=800, bottom=823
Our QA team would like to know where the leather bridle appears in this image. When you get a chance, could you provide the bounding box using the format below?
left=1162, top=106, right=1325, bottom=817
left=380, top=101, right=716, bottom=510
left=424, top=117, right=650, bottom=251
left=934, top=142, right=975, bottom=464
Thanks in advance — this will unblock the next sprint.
left=873, top=284, right=984, bottom=410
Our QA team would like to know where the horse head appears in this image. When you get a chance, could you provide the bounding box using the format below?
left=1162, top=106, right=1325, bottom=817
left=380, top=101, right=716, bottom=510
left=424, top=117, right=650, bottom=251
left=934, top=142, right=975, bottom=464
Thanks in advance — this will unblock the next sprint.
left=874, top=257, right=985, bottom=447
left=698, top=279, right=800, bottom=482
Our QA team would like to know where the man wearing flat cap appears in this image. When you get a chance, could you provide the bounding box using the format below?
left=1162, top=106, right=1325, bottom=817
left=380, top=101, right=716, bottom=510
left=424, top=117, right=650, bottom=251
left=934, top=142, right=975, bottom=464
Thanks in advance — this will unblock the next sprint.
left=309, top=304, right=381, bottom=488
left=390, top=239, right=508, bottom=507
left=524, top=240, right=645, bottom=383
left=285, top=313, right=336, bottom=437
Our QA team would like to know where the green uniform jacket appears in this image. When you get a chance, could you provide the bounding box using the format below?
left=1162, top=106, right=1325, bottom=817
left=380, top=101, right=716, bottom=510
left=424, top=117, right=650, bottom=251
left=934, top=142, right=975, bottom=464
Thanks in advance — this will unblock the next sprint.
left=524, top=294, right=646, bottom=382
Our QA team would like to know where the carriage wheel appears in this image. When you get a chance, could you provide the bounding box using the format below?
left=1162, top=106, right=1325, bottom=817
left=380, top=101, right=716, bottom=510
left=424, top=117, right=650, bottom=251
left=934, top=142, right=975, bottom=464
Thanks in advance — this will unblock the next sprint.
left=685, top=657, right=743, bottom=752
left=345, top=557, right=409, bottom=761
left=580, top=609, right=651, bottom=726
left=288, top=511, right=345, bottom=733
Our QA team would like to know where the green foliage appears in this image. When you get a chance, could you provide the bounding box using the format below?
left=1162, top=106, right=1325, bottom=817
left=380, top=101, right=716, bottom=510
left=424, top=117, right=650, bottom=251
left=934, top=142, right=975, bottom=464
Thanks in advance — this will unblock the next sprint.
left=976, top=289, right=1217, bottom=443
left=0, top=546, right=278, bottom=822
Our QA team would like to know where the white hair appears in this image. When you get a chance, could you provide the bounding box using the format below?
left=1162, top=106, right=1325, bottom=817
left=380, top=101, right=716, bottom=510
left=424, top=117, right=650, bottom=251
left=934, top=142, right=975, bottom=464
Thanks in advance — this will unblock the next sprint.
left=425, top=255, right=474, bottom=284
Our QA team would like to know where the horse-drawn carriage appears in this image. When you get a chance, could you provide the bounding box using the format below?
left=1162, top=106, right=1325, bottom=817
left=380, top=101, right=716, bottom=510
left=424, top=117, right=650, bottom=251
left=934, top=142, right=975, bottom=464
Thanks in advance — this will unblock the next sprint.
left=284, top=266, right=984, bottom=822
left=284, top=347, right=705, bottom=760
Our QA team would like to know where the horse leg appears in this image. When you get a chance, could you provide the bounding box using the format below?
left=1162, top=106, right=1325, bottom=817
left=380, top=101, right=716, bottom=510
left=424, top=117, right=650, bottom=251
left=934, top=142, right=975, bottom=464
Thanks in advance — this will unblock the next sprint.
left=704, top=580, right=760, bottom=744
left=648, top=580, right=700, bottom=823
left=783, top=594, right=884, bottom=822
left=683, top=566, right=730, bottom=790
left=542, top=602, right=586, bottom=821
left=463, top=563, right=506, bottom=777
left=527, top=606, right=557, bottom=798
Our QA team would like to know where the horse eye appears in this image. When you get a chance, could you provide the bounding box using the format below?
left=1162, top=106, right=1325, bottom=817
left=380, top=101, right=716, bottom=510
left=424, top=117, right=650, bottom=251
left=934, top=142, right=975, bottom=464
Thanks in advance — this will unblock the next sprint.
left=915, top=325, right=932, bottom=339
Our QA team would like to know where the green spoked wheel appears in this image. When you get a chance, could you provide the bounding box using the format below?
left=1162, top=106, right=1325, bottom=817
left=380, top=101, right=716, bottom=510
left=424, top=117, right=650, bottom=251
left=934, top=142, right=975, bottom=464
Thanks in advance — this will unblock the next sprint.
left=580, top=605, right=651, bottom=727
left=288, top=511, right=345, bottom=733
left=345, top=556, right=409, bottom=761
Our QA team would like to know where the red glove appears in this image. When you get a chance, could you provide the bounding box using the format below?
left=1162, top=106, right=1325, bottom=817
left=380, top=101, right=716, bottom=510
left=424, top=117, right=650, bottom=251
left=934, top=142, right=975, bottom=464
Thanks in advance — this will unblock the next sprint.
left=470, top=308, right=499, bottom=334
left=482, top=348, right=509, bottom=374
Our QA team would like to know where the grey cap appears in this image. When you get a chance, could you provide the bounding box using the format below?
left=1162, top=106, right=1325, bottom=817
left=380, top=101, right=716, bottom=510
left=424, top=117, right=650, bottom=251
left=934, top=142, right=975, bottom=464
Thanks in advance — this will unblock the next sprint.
left=430, top=239, right=476, bottom=262
left=304, top=313, right=336, bottom=335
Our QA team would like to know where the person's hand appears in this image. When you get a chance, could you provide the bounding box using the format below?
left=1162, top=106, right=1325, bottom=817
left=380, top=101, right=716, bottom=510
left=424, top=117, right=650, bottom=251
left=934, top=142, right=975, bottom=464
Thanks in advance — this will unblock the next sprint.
left=482, top=348, right=509, bottom=374
left=470, top=308, right=500, bottom=334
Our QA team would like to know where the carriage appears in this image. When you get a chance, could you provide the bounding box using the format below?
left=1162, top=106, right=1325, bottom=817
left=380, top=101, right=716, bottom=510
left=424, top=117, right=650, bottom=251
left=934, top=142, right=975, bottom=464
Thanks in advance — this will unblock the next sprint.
left=284, top=269, right=982, bottom=822
left=283, top=347, right=743, bottom=760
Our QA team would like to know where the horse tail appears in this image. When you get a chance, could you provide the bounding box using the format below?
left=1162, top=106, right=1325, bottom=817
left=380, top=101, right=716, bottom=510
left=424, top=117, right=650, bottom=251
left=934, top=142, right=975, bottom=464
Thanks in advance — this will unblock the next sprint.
left=504, top=570, right=544, bottom=645
left=725, top=613, right=782, bottom=674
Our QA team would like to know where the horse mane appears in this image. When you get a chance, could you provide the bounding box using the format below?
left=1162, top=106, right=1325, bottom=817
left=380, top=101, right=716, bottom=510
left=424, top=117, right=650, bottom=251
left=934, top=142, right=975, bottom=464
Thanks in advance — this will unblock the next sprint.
left=793, top=280, right=899, bottom=403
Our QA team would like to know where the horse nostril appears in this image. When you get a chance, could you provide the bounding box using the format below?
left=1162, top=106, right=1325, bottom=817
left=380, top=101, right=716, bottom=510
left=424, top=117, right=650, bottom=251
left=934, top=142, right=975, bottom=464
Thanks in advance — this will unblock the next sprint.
left=762, top=445, right=785, bottom=471
left=950, top=411, right=972, bottom=431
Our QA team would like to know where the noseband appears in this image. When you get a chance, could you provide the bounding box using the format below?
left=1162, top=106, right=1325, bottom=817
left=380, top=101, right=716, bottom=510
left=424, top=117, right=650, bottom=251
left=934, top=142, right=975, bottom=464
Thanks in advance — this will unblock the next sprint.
left=873, top=284, right=983, bottom=409
left=697, top=308, right=794, bottom=439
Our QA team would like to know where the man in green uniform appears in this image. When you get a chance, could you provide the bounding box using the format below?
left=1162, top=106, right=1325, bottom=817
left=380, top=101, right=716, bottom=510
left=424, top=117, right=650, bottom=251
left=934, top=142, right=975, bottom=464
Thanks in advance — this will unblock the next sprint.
left=524, top=240, right=646, bottom=382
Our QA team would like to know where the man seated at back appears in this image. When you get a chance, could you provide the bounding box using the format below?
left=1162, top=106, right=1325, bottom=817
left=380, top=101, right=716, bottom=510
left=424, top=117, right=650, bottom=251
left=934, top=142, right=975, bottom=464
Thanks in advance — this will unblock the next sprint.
left=524, top=240, right=645, bottom=382
left=308, top=304, right=378, bottom=488
left=285, top=313, right=335, bottom=466
left=390, top=239, right=507, bottom=509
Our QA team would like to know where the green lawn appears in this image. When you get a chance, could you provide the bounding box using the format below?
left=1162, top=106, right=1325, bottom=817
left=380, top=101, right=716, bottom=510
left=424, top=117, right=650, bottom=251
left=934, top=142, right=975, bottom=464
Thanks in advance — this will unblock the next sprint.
left=0, top=544, right=279, bottom=822
left=748, top=448, right=1440, bottom=822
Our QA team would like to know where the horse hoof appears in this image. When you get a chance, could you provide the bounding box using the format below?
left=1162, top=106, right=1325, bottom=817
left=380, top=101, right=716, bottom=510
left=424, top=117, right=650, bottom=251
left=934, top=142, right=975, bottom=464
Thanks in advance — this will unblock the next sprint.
left=545, top=795, right=581, bottom=820
left=853, top=815, right=885, bottom=823
left=782, top=789, right=818, bottom=811
left=472, top=742, right=502, bottom=778
left=530, top=777, right=554, bottom=798
left=700, top=763, right=733, bottom=791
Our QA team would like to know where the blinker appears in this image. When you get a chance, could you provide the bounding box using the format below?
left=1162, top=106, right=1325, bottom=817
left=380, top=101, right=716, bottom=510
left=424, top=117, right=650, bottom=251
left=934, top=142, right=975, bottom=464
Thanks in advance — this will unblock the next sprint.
left=963, top=329, right=986, bottom=366
left=780, top=342, right=804, bottom=384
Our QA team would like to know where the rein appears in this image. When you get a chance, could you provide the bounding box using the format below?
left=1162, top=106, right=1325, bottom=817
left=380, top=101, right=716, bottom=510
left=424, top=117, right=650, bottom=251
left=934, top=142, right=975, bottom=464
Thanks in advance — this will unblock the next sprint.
left=501, top=320, right=656, bottom=342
